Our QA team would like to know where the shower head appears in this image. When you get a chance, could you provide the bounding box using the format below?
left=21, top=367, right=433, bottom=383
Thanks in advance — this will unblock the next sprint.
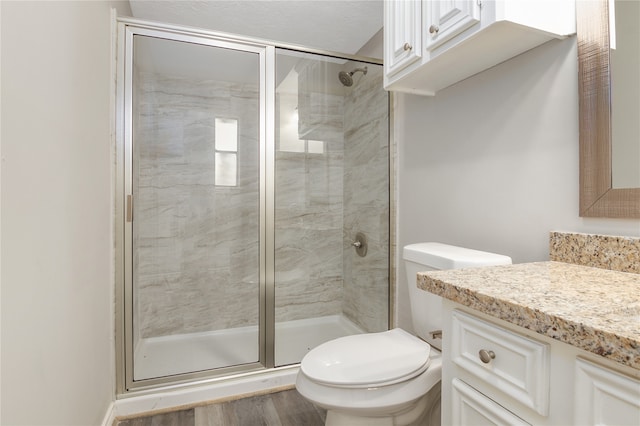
left=338, top=66, right=368, bottom=87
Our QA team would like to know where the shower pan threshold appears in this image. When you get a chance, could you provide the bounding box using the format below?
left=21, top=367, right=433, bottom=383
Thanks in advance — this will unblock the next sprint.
left=134, top=314, right=364, bottom=380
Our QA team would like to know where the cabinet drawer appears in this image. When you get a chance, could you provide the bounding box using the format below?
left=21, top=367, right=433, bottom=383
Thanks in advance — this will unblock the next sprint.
left=452, top=378, right=530, bottom=425
left=451, top=310, right=549, bottom=415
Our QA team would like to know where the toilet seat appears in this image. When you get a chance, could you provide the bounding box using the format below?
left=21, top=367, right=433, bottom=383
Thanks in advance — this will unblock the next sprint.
left=300, top=328, right=431, bottom=388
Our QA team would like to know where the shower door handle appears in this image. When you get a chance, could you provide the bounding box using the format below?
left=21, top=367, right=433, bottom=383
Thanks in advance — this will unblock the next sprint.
left=126, top=194, right=133, bottom=222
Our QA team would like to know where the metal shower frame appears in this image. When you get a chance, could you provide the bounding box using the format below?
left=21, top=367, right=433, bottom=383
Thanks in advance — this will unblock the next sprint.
left=114, top=16, right=393, bottom=396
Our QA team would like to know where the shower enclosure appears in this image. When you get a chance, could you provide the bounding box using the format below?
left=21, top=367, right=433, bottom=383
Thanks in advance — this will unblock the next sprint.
left=116, top=19, right=390, bottom=392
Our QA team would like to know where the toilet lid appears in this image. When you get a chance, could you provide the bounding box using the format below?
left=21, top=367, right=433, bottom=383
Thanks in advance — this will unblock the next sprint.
left=300, top=328, right=431, bottom=387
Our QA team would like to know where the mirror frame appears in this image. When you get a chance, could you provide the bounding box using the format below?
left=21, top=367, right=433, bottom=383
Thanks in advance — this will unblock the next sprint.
left=578, top=0, right=640, bottom=218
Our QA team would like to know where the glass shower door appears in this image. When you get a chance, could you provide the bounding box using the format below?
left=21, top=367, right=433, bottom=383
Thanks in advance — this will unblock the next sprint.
left=127, top=34, right=262, bottom=381
left=118, top=21, right=389, bottom=393
left=273, top=49, right=389, bottom=366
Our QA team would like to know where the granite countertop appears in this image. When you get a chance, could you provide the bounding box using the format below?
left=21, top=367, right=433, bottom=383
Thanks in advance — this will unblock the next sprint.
left=418, top=261, right=640, bottom=370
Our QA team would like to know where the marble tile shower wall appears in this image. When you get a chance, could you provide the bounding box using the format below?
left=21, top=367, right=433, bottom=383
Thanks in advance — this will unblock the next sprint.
left=342, top=67, right=389, bottom=332
left=134, top=72, right=260, bottom=338
left=274, top=92, right=345, bottom=322
left=134, top=66, right=388, bottom=339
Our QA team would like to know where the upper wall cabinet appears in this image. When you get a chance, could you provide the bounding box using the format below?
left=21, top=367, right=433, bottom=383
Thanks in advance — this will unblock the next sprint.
left=424, top=0, right=480, bottom=52
left=385, top=0, right=423, bottom=76
left=384, top=0, right=576, bottom=96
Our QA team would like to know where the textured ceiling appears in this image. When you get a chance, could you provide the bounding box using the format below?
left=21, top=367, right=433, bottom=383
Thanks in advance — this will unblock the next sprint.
left=128, top=0, right=383, bottom=56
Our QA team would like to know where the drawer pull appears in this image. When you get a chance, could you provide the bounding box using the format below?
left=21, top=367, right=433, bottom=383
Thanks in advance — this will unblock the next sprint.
left=479, top=349, right=496, bottom=363
left=403, top=42, right=412, bottom=51
left=429, top=24, right=440, bottom=34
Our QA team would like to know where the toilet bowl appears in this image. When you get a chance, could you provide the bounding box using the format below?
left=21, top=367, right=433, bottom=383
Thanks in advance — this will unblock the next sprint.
left=296, top=328, right=442, bottom=426
left=296, top=243, right=512, bottom=426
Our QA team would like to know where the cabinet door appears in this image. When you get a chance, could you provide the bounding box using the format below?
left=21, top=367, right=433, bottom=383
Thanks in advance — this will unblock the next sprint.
left=384, top=0, right=422, bottom=76
left=424, top=0, right=480, bottom=51
left=452, top=379, right=531, bottom=425
left=575, top=358, right=640, bottom=425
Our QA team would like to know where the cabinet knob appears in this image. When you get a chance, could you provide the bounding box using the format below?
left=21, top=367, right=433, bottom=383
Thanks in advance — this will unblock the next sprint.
left=429, top=24, right=440, bottom=34
left=403, top=42, right=412, bottom=51
left=479, top=349, right=496, bottom=364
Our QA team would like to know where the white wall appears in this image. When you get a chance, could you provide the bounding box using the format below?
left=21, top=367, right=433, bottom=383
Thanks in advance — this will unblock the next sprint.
left=356, top=28, right=383, bottom=59
left=1, top=1, right=129, bottom=425
left=395, top=37, right=640, bottom=331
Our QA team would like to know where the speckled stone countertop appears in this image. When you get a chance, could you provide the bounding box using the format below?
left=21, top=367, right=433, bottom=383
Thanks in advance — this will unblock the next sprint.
left=418, top=261, right=640, bottom=370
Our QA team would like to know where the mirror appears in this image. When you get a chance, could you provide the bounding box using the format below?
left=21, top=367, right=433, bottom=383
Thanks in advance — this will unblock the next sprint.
left=578, top=0, right=640, bottom=218
left=610, top=0, right=640, bottom=189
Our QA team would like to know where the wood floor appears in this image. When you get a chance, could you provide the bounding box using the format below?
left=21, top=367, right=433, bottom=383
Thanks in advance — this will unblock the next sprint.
left=115, top=389, right=326, bottom=426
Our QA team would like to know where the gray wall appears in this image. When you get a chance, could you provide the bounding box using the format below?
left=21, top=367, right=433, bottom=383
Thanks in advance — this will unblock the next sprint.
left=134, top=72, right=261, bottom=338
left=396, top=37, right=640, bottom=331
left=274, top=61, right=390, bottom=330
left=343, top=65, right=389, bottom=332
left=275, top=89, right=345, bottom=322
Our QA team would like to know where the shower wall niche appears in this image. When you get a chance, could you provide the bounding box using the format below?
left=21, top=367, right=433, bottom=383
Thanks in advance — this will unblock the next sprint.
left=118, top=21, right=389, bottom=392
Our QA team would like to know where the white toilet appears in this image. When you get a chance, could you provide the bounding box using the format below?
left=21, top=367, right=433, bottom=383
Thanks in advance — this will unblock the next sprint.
left=296, top=243, right=512, bottom=426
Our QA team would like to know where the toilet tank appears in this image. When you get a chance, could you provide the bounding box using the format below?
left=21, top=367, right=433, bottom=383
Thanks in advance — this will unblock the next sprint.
left=403, top=243, right=512, bottom=350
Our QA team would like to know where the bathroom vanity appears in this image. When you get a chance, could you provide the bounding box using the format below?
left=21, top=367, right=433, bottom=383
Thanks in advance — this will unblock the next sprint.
left=419, top=260, right=640, bottom=425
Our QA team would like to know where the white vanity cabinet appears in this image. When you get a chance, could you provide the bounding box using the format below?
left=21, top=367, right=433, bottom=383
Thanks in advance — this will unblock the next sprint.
left=383, top=0, right=576, bottom=95
left=575, top=358, right=640, bottom=425
left=451, top=310, right=550, bottom=416
left=441, top=301, right=640, bottom=425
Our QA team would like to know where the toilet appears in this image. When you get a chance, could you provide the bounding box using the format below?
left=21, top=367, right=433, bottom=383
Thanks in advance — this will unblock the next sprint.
left=296, top=243, right=512, bottom=426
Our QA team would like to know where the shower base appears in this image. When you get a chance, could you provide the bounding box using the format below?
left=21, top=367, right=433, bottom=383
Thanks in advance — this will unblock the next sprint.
left=134, top=314, right=364, bottom=381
